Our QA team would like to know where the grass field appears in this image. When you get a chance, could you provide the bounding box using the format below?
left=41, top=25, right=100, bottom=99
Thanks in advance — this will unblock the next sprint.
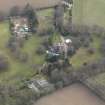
left=70, top=35, right=102, bottom=68
left=0, top=0, right=105, bottom=88
left=0, top=21, right=46, bottom=87
left=70, top=0, right=105, bottom=89
left=38, top=9, right=54, bottom=31
left=0, top=8, right=58, bottom=87
left=72, top=0, right=105, bottom=27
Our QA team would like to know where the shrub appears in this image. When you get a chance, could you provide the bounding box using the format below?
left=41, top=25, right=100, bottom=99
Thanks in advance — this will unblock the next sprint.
left=7, top=36, right=16, bottom=52
left=87, top=47, right=95, bottom=55
left=18, top=39, right=25, bottom=48
left=42, top=38, right=49, bottom=48
left=55, top=81, right=64, bottom=89
left=68, top=46, right=75, bottom=56
left=0, top=11, right=5, bottom=22
left=36, top=46, right=45, bottom=55
left=83, top=40, right=90, bottom=48
left=12, top=50, right=21, bottom=59
left=100, top=40, right=105, bottom=55
left=50, top=69, right=61, bottom=83
left=89, top=37, right=93, bottom=42
left=47, top=26, right=55, bottom=35
left=83, top=62, right=88, bottom=66
left=38, top=25, right=54, bottom=36
left=19, top=52, right=29, bottom=63
left=91, top=25, right=105, bottom=36
left=72, top=38, right=81, bottom=49
left=0, top=55, right=9, bottom=71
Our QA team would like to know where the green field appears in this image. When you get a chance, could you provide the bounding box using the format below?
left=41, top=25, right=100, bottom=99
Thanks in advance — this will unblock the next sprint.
left=0, top=21, right=46, bottom=87
left=0, top=8, right=58, bottom=90
left=0, top=9, right=56, bottom=87
left=0, top=1, right=105, bottom=88
left=37, top=9, right=54, bottom=31
left=71, top=0, right=105, bottom=69
left=71, top=0, right=105, bottom=87
left=72, top=0, right=105, bottom=27
left=71, top=35, right=102, bottom=68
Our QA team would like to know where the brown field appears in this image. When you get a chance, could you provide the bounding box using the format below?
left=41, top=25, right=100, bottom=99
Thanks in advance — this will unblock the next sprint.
left=35, top=84, right=105, bottom=105
left=0, top=0, right=61, bottom=12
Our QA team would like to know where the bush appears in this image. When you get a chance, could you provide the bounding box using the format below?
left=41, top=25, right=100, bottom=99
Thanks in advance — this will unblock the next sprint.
left=38, top=26, right=54, bottom=36
left=36, top=46, right=45, bottom=55
left=78, top=35, right=91, bottom=48
left=55, top=81, right=64, bottom=89
left=87, top=47, right=95, bottom=55
left=12, top=50, right=21, bottom=59
left=68, top=46, right=75, bottom=56
left=83, top=40, right=90, bottom=48
left=100, top=40, right=105, bottom=55
left=0, top=11, right=6, bottom=22
left=42, top=38, right=49, bottom=48
left=19, top=52, right=29, bottom=63
left=7, top=37, right=24, bottom=53
left=72, top=38, right=81, bottom=50
left=47, top=26, right=55, bottom=35
left=91, top=25, right=105, bottom=36
left=0, top=55, right=9, bottom=71
left=50, top=69, right=62, bottom=83
left=83, top=62, right=88, bottom=66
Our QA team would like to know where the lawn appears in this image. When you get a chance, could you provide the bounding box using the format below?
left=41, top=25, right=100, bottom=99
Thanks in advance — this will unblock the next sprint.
left=0, top=9, right=55, bottom=87
left=72, top=0, right=105, bottom=27
left=0, top=21, right=45, bottom=87
left=22, top=35, right=45, bottom=64
left=37, top=9, right=54, bottom=31
left=38, top=9, right=54, bottom=17
left=70, top=35, right=102, bottom=69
